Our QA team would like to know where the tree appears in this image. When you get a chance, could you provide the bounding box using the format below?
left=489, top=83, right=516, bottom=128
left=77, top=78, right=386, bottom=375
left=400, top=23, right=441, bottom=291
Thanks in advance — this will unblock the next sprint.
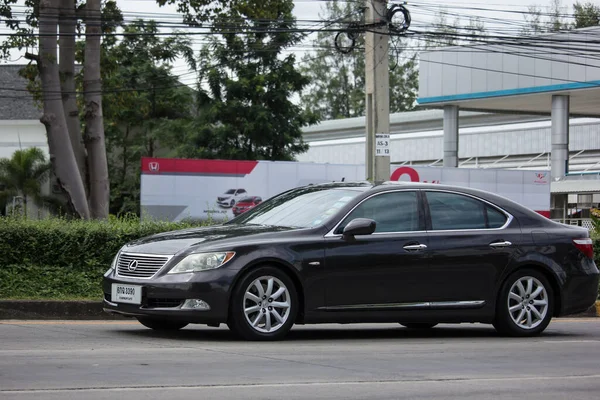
left=0, top=147, right=60, bottom=216
left=34, top=0, right=91, bottom=218
left=166, top=0, right=317, bottom=161
left=548, top=0, right=568, bottom=32
left=97, top=20, right=196, bottom=216
left=573, top=1, right=600, bottom=28
left=299, top=0, right=419, bottom=120
left=83, top=0, right=110, bottom=219
left=427, top=9, right=462, bottom=47
left=520, top=5, right=545, bottom=36
left=0, top=0, right=122, bottom=219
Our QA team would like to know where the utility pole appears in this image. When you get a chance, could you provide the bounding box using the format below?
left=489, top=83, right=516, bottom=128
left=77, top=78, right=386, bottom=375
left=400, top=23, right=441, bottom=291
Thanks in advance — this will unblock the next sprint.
left=365, top=0, right=390, bottom=183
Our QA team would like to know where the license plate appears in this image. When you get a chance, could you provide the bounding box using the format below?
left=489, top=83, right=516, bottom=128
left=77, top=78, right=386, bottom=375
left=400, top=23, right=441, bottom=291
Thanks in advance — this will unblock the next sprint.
left=111, top=284, right=142, bottom=305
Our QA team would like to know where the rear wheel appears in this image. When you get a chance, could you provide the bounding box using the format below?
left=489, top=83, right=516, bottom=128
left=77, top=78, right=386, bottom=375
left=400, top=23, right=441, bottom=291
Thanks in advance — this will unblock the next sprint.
left=228, top=266, right=297, bottom=341
left=493, top=269, right=554, bottom=337
left=136, top=317, right=188, bottom=331
left=400, top=323, right=438, bottom=329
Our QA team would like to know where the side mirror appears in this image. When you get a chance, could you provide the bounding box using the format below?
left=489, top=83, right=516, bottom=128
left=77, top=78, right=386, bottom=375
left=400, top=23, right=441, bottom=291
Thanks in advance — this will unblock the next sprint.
left=342, top=218, right=376, bottom=237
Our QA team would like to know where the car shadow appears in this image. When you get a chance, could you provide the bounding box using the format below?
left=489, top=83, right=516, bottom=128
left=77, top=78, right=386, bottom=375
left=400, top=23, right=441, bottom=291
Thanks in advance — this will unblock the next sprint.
left=116, top=323, right=580, bottom=342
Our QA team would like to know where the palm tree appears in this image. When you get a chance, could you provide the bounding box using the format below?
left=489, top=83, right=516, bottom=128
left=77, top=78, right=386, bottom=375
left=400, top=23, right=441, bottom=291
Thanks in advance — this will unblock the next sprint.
left=0, top=147, right=59, bottom=217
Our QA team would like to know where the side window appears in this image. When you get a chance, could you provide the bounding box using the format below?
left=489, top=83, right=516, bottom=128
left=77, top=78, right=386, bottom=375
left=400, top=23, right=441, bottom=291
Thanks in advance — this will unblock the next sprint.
left=337, top=191, right=420, bottom=233
left=486, top=204, right=508, bottom=228
left=426, top=192, right=486, bottom=230
left=426, top=191, right=508, bottom=230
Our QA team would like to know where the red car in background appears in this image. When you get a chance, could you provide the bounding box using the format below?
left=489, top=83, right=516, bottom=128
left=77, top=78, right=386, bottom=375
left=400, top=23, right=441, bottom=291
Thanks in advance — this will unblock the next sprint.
left=232, top=196, right=263, bottom=216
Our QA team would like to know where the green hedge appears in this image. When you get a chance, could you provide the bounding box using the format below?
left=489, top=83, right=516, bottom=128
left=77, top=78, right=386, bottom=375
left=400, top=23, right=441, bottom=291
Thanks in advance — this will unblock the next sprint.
left=0, top=217, right=599, bottom=300
left=0, top=216, right=210, bottom=300
left=0, top=265, right=106, bottom=299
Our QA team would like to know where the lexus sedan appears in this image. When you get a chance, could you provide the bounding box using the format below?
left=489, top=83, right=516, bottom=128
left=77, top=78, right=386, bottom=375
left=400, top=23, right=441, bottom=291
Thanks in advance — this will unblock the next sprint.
left=103, top=181, right=599, bottom=340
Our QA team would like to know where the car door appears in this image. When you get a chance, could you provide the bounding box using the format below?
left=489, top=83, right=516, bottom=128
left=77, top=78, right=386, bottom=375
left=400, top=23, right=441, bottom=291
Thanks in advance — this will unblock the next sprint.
left=423, top=190, right=521, bottom=307
left=323, top=190, right=432, bottom=309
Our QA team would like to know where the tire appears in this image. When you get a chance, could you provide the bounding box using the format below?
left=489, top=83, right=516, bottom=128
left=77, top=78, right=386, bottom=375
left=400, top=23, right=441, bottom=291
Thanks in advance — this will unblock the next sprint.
left=400, top=323, right=438, bottom=329
left=493, top=269, right=554, bottom=337
left=136, top=317, right=188, bottom=331
left=228, top=266, right=298, bottom=341
left=230, top=199, right=235, bottom=207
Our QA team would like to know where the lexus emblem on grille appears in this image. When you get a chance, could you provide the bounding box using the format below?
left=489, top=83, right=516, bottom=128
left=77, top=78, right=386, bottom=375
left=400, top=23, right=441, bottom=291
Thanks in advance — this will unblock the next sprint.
left=148, top=162, right=159, bottom=172
left=128, top=260, right=138, bottom=272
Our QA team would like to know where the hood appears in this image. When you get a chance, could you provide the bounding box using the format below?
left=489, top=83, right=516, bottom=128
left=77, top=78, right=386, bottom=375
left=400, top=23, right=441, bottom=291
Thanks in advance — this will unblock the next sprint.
left=120, top=224, right=294, bottom=255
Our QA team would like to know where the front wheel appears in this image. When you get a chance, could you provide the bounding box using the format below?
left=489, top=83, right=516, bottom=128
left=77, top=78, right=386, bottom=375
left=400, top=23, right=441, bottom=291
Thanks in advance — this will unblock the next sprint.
left=493, top=269, right=554, bottom=337
left=228, top=266, right=298, bottom=341
left=136, top=317, right=188, bottom=331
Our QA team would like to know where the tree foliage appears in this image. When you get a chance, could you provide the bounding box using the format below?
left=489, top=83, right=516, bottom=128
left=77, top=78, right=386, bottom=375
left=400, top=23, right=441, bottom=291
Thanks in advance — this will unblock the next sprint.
left=0, top=147, right=61, bottom=216
left=0, top=0, right=124, bottom=219
left=521, top=0, right=600, bottom=35
left=299, top=1, right=419, bottom=120
left=573, top=1, right=600, bottom=28
left=95, top=20, right=196, bottom=216
left=163, top=0, right=317, bottom=161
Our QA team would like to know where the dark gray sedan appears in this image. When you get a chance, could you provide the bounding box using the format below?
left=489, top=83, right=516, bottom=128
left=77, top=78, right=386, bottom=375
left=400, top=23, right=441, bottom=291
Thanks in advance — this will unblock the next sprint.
left=103, top=182, right=599, bottom=340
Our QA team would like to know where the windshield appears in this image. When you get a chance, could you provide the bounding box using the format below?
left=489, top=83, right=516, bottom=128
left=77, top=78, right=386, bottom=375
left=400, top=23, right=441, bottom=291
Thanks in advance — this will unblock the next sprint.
left=238, top=197, right=255, bottom=203
left=224, top=189, right=236, bottom=195
left=230, top=186, right=367, bottom=228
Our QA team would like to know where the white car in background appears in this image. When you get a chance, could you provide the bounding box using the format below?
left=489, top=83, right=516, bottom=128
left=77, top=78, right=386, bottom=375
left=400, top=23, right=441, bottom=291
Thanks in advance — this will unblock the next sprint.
left=217, top=188, right=248, bottom=208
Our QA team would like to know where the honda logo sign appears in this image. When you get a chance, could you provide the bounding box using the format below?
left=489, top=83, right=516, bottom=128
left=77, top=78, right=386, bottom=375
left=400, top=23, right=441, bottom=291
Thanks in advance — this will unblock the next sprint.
left=148, top=162, right=160, bottom=172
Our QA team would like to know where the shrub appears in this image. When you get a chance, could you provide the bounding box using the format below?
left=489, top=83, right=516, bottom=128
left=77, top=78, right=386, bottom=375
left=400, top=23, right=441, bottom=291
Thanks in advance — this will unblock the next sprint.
left=0, top=265, right=106, bottom=299
left=0, top=215, right=212, bottom=299
left=0, top=215, right=209, bottom=269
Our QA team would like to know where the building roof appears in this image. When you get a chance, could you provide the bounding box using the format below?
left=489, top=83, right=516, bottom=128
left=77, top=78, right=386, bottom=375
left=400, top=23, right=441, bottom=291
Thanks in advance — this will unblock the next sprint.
left=302, top=108, right=548, bottom=142
left=417, top=26, right=600, bottom=117
left=552, top=174, right=600, bottom=194
left=0, top=64, right=41, bottom=120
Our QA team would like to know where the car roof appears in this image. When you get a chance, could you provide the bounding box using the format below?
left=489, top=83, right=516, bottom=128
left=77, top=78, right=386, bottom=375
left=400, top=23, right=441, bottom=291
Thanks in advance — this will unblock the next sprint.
left=301, top=180, right=545, bottom=219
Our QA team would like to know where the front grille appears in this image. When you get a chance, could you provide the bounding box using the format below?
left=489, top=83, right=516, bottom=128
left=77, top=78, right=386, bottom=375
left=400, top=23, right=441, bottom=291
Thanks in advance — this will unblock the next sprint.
left=147, top=298, right=183, bottom=308
left=117, top=252, right=171, bottom=278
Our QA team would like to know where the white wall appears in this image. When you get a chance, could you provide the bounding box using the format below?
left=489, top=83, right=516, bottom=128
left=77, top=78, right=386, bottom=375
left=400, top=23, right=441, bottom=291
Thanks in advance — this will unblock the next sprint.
left=0, top=120, right=48, bottom=159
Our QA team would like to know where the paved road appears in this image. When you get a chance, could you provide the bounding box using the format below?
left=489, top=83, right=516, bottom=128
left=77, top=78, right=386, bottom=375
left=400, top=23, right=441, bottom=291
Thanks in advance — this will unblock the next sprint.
left=1, top=319, right=600, bottom=399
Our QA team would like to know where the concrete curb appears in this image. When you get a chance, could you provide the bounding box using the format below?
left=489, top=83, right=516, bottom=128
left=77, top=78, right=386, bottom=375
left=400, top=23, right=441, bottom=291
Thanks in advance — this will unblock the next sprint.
left=1, top=300, right=599, bottom=320
left=0, top=300, right=126, bottom=320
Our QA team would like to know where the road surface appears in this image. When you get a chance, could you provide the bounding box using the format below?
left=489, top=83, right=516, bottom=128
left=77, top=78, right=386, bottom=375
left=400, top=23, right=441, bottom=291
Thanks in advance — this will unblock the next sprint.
left=1, top=319, right=599, bottom=399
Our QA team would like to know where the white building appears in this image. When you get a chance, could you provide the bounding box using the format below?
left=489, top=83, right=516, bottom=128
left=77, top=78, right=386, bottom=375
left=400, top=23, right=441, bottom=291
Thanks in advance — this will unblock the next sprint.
left=300, top=27, right=600, bottom=225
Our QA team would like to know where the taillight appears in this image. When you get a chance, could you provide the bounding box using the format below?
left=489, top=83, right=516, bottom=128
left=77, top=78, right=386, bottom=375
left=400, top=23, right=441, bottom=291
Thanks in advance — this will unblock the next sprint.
left=573, top=238, right=594, bottom=259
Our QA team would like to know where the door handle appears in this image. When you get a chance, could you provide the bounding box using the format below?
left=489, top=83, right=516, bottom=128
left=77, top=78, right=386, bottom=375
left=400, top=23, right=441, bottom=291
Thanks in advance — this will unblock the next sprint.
left=403, top=244, right=428, bottom=251
left=489, top=241, right=512, bottom=248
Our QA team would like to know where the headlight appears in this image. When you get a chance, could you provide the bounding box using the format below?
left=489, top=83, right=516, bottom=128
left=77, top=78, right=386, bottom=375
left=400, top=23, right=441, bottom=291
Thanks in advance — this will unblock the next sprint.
left=104, top=253, right=119, bottom=276
left=168, top=252, right=235, bottom=274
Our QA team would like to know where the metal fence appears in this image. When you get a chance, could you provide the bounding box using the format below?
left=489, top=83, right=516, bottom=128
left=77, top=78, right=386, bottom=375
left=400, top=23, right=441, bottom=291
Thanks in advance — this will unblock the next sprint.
left=552, top=218, right=594, bottom=231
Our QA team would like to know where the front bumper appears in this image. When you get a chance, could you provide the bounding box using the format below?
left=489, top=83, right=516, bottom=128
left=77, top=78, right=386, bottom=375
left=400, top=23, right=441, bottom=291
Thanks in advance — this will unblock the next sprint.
left=217, top=199, right=233, bottom=207
left=102, top=268, right=234, bottom=324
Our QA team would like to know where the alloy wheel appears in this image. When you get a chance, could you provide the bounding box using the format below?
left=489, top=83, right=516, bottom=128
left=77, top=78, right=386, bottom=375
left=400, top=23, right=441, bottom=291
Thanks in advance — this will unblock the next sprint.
left=243, top=276, right=291, bottom=334
left=507, top=276, right=549, bottom=330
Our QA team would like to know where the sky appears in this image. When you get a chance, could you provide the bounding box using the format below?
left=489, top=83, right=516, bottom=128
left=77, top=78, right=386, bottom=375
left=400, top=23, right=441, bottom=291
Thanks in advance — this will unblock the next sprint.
left=0, top=0, right=595, bottom=88
left=114, top=0, right=592, bottom=85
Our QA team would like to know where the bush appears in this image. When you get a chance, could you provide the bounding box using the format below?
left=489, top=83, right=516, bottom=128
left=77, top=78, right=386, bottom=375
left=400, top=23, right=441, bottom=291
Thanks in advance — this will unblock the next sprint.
left=0, top=265, right=106, bottom=299
left=594, top=238, right=600, bottom=299
left=0, top=216, right=212, bottom=300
